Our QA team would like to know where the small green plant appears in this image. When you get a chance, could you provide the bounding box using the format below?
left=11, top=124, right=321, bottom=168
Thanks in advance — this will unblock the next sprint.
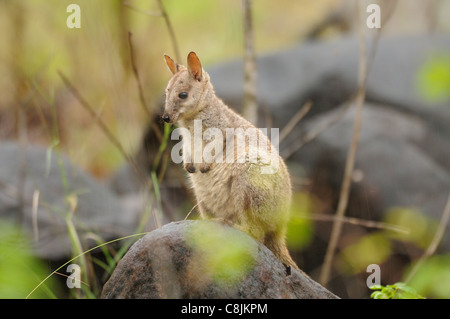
left=370, top=282, right=425, bottom=299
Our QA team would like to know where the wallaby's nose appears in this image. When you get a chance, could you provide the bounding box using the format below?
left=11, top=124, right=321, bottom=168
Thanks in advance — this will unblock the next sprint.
left=162, top=114, right=171, bottom=123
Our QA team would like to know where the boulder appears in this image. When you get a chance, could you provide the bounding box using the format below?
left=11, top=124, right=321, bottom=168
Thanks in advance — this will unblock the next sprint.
left=101, top=220, right=338, bottom=299
left=295, top=102, right=450, bottom=236
left=0, top=142, right=140, bottom=260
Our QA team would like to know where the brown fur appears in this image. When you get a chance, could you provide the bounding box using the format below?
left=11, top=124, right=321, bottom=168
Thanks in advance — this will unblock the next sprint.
left=163, top=52, right=299, bottom=272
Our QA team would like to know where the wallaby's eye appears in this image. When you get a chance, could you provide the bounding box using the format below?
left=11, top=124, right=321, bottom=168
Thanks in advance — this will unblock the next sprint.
left=178, top=92, right=188, bottom=99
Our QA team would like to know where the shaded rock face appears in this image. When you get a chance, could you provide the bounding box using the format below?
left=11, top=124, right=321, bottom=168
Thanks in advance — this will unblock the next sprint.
left=298, top=102, right=450, bottom=238
left=101, top=220, right=338, bottom=299
left=208, top=35, right=450, bottom=125
left=0, top=142, right=140, bottom=260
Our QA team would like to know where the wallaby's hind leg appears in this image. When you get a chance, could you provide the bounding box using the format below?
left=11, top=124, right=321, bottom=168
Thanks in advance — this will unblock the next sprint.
left=263, top=231, right=300, bottom=273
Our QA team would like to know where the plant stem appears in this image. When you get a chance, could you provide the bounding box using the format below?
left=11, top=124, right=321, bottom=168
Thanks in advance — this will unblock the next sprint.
left=319, top=0, right=367, bottom=285
left=242, top=0, right=258, bottom=125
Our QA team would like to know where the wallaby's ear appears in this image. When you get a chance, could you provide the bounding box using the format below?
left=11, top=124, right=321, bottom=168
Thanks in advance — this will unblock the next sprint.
left=164, top=54, right=179, bottom=74
left=187, top=51, right=202, bottom=81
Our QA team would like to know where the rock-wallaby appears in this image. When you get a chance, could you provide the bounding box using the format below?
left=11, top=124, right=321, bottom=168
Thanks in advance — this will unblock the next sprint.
left=162, top=51, right=299, bottom=272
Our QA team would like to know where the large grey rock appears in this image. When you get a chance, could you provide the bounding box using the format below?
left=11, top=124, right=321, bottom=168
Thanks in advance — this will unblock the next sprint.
left=0, top=142, right=140, bottom=260
left=101, top=220, right=338, bottom=299
left=298, top=102, right=450, bottom=243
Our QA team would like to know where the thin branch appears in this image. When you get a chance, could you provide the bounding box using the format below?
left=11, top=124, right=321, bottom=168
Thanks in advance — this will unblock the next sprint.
left=58, top=72, right=166, bottom=233
left=123, top=0, right=180, bottom=63
left=319, top=0, right=368, bottom=285
left=185, top=199, right=203, bottom=221
left=318, top=0, right=398, bottom=286
left=54, top=271, right=90, bottom=287
left=127, top=32, right=163, bottom=143
left=124, top=1, right=180, bottom=62
left=281, top=99, right=353, bottom=159
left=304, top=213, right=409, bottom=234
left=58, top=72, right=133, bottom=164
left=123, top=0, right=177, bottom=145
left=156, top=0, right=180, bottom=62
left=282, top=1, right=398, bottom=161
left=241, top=0, right=258, bottom=125
left=279, top=100, right=312, bottom=144
left=127, top=32, right=152, bottom=120
left=422, top=194, right=450, bottom=260
left=32, top=189, right=40, bottom=242
left=405, top=193, right=450, bottom=283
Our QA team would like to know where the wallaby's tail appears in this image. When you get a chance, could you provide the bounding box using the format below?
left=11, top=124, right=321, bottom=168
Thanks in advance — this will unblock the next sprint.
left=264, top=235, right=305, bottom=275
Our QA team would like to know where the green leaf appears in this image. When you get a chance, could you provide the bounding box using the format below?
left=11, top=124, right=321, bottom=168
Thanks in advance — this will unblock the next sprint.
left=417, top=54, right=450, bottom=103
left=371, top=291, right=388, bottom=299
left=369, top=284, right=383, bottom=291
left=370, top=282, right=425, bottom=299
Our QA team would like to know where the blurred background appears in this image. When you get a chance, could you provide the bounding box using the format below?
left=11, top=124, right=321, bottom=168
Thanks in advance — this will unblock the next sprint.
left=0, top=0, right=449, bottom=298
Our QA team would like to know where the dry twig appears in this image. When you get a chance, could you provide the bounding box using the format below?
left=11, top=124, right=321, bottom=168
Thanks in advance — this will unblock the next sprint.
left=282, top=1, right=398, bottom=161
left=59, top=72, right=133, bottom=164
left=127, top=32, right=152, bottom=120
left=305, top=213, right=409, bottom=234
left=242, top=0, right=258, bottom=125
left=123, top=1, right=180, bottom=62
left=281, top=100, right=352, bottom=159
left=279, top=100, right=312, bottom=144
left=319, top=1, right=368, bottom=285
left=405, top=193, right=450, bottom=283
left=318, top=0, right=398, bottom=285
left=156, top=0, right=180, bottom=62
left=127, top=32, right=163, bottom=143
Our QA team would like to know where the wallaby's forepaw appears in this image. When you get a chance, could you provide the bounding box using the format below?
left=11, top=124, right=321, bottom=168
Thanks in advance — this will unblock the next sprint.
left=184, top=163, right=196, bottom=173
left=199, top=163, right=211, bottom=173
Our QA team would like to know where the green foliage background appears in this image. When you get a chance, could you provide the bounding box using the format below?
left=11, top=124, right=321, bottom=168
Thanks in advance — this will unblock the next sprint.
left=0, top=221, right=59, bottom=298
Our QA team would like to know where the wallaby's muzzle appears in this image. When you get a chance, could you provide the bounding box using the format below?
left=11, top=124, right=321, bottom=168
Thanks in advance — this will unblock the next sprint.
left=162, top=113, right=171, bottom=123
